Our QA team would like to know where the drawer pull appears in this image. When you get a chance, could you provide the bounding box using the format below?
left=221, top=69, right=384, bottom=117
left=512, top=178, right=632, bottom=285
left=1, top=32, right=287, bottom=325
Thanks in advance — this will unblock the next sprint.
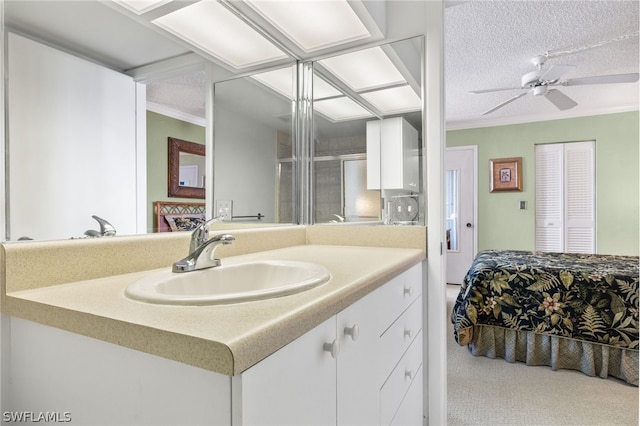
left=404, top=286, right=413, bottom=297
left=323, top=340, right=340, bottom=358
left=405, top=369, right=414, bottom=380
left=344, top=325, right=360, bottom=341
left=404, top=329, right=413, bottom=339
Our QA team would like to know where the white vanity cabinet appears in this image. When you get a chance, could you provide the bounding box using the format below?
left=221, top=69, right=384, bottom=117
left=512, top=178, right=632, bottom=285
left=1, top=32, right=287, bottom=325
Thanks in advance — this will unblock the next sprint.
left=236, top=263, right=423, bottom=425
left=366, top=117, right=419, bottom=191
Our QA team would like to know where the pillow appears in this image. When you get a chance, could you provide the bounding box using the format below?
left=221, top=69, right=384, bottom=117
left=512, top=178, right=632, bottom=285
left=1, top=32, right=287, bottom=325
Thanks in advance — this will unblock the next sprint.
left=164, top=214, right=205, bottom=232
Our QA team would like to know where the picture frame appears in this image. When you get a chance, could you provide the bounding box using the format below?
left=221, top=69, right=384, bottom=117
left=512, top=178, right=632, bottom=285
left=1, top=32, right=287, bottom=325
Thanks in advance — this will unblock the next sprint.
left=490, top=157, right=522, bottom=192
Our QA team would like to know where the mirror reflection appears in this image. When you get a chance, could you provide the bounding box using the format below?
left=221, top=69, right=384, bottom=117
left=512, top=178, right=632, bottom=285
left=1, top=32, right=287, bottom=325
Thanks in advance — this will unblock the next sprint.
left=168, top=137, right=206, bottom=199
left=213, top=65, right=297, bottom=224
left=312, top=36, right=423, bottom=225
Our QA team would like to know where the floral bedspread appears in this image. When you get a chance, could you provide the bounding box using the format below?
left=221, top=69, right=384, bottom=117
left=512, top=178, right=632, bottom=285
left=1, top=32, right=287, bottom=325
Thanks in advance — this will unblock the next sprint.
left=451, top=250, right=639, bottom=350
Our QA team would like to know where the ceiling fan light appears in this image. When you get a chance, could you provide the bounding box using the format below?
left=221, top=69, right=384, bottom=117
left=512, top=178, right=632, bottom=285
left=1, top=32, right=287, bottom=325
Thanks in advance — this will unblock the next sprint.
left=533, top=86, right=548, bottom=96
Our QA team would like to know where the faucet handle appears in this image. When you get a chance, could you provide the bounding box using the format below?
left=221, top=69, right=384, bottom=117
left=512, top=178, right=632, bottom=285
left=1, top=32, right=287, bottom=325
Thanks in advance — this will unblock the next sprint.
left=85, top=215, right=116, bottom=237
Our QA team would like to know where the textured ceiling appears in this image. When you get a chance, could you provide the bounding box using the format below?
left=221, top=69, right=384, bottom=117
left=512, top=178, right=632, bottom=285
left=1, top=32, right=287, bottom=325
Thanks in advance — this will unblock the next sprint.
left=147, top=72, right=208, bottom=120
left=445, top=0, right=639, bottom=129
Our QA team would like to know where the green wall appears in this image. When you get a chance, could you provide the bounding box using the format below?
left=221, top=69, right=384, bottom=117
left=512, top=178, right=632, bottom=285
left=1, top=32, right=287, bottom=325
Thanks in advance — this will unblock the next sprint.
left=146, top=111, right=205, bottom=232
left=447, top=111, right=639, bottom=256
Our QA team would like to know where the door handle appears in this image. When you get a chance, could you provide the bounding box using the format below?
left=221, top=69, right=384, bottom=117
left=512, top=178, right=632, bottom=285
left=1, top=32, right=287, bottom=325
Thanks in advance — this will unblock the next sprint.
left=466, top=223, right=472, bottom=228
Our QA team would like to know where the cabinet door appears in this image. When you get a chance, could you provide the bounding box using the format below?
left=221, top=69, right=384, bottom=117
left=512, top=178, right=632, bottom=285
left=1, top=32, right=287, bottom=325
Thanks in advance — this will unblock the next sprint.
left=337, top=288, right=387, bottom=425
left=237, top=316, right=337, bottom=426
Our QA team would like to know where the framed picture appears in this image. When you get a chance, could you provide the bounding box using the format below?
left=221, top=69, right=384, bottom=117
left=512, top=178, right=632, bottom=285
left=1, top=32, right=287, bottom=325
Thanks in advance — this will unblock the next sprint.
left=490, top=157, right=522, bottom=192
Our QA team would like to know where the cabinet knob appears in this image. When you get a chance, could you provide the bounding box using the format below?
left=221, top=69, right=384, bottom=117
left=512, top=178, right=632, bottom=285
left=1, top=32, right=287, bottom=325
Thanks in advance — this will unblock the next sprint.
left=404, top=329, right=413, bottom=339
left=344, top=325, right=360, bottom=341
left=405, top=369, right=414, bottom=380
left=323, top=340, right=340, bottom=358
left=404, top=286, right=413, bottom=297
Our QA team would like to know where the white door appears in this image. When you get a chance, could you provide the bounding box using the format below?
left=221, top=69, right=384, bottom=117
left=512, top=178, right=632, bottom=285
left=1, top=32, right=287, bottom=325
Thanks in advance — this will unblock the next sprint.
left=445, top=146, right=477, bottom=284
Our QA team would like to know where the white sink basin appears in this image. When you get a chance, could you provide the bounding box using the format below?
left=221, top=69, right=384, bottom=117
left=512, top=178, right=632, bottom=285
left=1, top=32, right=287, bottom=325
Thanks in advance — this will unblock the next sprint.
left=124, top=260, right=331, bottom=305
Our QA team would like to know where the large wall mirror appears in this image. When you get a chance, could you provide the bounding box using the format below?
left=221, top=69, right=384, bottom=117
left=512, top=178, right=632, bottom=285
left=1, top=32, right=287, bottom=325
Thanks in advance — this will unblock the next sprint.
left=4, top=0, right=423, bottom=241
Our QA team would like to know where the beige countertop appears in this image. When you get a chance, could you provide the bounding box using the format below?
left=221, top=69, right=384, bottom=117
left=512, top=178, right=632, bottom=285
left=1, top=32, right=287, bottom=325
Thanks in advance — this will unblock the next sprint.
left=3, top=244, right=424, bottom=376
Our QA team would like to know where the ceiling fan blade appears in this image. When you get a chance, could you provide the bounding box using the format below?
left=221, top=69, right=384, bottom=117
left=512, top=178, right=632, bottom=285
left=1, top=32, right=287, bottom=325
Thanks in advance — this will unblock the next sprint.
left=482, top=92, right=528, bottom=115
left=470, top=86, right=524, bottom=94
left=544, top=89, right=577, bottom=111
left=563, top=73, right=639, bottom=86
left=540, top=64, right=576, bottom=82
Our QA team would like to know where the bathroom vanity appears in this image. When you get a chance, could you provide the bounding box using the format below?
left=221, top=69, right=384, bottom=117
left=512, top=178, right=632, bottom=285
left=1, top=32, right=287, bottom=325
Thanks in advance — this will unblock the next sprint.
left=1, top=226, right=426, bottom=425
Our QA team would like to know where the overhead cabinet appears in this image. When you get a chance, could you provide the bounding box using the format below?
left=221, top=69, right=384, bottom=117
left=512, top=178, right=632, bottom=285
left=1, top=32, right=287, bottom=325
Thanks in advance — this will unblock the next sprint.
left=367, top=117, right=419, bottom=191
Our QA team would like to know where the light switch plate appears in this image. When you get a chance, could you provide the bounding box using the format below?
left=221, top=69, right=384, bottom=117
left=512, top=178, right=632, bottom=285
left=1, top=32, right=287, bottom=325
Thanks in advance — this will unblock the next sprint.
left=216, top=200, right=233, bottom=221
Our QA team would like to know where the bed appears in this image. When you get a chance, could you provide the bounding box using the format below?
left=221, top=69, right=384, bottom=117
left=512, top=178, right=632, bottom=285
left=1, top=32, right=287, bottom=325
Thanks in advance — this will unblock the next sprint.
left=451, top=250, right=639, bottom=385
left=154, top=201, right=206, bottom=232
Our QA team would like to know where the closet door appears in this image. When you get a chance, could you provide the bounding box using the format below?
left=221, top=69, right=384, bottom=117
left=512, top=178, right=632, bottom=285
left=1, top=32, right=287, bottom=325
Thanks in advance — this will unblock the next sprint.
left=535, top=141, right=595, bottom=253
left=564, top=142, right=596, bottom=253
left=535, top=144, right=564, bottom=252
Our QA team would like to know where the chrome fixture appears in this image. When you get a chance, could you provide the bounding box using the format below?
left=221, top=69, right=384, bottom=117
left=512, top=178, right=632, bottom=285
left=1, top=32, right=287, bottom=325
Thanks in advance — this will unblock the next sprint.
left=84, top=215, right=116, bottom=237
left=173, top=217, right=235, bottom=273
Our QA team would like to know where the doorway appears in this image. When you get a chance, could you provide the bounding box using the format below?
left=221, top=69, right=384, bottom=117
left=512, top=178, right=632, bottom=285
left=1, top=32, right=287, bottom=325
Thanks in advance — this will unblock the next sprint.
left=445, top=146, right=477, bottom=284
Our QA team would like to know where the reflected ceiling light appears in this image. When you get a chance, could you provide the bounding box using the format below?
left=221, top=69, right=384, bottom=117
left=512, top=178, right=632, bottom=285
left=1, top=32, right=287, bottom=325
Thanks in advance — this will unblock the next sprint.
left=251, top=67, right=295, bottom=99
left=361, top=85, right=422, bottom=114
left=313, top=75, right=343, bottom=100
left=318, top=46, right=406, bottom=92
left=314, top=97, right=373, bottom=122
left=114, top=0, right=172, bottom=14
left=244, top=0, right=371, bottom=52
left=152, top=1, right=288, bottom=69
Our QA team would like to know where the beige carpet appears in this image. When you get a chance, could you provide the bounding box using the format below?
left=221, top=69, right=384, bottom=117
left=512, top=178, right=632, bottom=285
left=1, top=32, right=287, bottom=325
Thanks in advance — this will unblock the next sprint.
left=446, top=285, right=639, bottom=426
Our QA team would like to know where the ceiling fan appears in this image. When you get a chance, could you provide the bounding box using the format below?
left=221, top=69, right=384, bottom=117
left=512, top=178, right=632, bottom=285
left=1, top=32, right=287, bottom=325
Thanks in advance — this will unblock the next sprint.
left=470, top=55, right=639, bottom=115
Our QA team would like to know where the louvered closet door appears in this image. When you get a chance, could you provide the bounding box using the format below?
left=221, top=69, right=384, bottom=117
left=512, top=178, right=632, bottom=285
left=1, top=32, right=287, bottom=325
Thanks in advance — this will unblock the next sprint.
left=535, top=141, right=595, bottom=253
left=564, top=142, right=596, bottom=253
left=535, top=144, right=564, bottom=252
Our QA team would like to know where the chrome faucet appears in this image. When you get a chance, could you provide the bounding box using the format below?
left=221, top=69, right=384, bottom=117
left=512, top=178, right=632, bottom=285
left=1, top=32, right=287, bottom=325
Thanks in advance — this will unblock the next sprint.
left=84, top=215, right=116, bottom=237
left=173, top=217, right=235, bottom=273
left=189, top=216, right=222, bottom=253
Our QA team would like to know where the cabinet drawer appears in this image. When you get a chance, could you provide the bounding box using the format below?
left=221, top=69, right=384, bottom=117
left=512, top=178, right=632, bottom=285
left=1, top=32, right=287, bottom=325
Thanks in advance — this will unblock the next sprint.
left=390, top=363, right=423, bottom=426
left=380, top=331, right=423, bottom=425
left=374, top=264, right=422, bottom=334
left=379, top=295, right=422, bottom=377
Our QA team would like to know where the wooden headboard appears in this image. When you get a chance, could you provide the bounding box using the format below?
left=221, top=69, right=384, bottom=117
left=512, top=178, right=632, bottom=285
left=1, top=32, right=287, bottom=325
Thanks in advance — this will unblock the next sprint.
left=154, top=201, right=206, bottom=232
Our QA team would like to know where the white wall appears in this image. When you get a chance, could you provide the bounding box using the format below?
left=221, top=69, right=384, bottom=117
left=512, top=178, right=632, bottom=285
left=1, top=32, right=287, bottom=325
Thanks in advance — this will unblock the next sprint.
left=7, top=32, right=140, bottom=241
